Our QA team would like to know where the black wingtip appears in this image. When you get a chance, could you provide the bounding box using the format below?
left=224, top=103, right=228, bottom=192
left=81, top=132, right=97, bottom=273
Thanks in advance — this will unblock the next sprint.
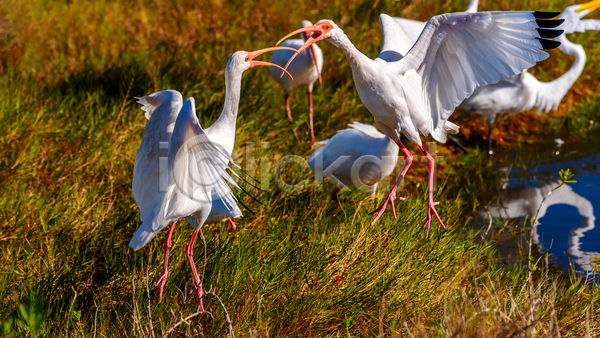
left=233, top=193, right=256, bottom=215
left=536, top=28, right=564, bottom=39
left=536, top=19, right=565, bottom=29
left=536, top=38, right=562, bottom=50
left=533, top=11, right=560, bottom=19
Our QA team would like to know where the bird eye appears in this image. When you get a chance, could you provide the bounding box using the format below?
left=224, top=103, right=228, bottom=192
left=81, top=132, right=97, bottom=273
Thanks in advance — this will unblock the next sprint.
left=326, top=25, right=331, bottom=29
left=245, top=57, right=249, bottom=62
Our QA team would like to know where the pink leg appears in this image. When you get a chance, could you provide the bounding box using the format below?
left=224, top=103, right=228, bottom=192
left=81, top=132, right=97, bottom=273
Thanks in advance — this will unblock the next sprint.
left=155, top=222, right=176, bottom=302
left=227, top=217, right=237, bottom=231
left=285, top=93, right=293, bottom=123
left=186, top=230, right=204, bottom=312
left=308, top=89, right=315, bottom=141
left=370, top=141, right=413, bottom=225
left=419, top=145, right=446, bottom=238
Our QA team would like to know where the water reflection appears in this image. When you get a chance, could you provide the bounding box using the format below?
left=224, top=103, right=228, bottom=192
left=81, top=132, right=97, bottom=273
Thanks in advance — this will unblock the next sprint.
left=474, top=136, right=600, bottom=276
left=486, top=182, right=600, bottom=274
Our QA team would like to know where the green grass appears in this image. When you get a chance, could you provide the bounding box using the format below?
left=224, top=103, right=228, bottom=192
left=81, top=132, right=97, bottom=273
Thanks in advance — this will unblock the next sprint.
left=1, top=0, right=599, bottom=336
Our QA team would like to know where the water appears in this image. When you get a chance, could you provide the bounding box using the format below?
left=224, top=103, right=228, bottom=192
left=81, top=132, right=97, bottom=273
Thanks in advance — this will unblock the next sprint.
left=484, top=137, right=600, bottom=276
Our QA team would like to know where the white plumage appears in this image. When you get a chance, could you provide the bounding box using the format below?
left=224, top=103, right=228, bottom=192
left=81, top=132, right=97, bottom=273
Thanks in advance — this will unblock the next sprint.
left=394, top=1, right=600, bottom=154
left=128, top=47, right=294, bottom=306
left=130, top=98, right=241, bottom=251
left=270, top=20, right=324, bottom=140
left=393, top=0, right=479, bottom=43
left=131, top=90, right=241, bottom=243
left=132, top=90, right=183, bottom=224
left=308, top=121, right=399, bottom=196
left=278, top=11, right=563, bottom=236
left=457, top=1, right=600, bottom=153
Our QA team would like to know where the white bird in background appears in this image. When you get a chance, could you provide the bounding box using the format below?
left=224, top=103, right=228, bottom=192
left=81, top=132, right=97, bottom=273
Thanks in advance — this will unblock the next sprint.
left=308, top=121, right=399, bottom=197
left=456, top=0, right=600, bottom=154
left=277, top=11, right=563, bottom=236
left=393, top=0, right=480, bottom=42
left=129, top=47, right=295, bottom=308
left=270, top=20, right=324, bottom=141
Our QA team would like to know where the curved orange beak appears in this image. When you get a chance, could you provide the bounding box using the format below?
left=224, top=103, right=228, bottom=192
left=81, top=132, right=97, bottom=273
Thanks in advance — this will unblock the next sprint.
left=248, top=46, right=298, bottom=81
left=276, top=24, right=330, bottom=79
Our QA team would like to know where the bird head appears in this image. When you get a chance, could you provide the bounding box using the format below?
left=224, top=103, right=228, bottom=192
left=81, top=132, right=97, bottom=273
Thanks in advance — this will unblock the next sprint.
left=227, top=47, right=296, bottom=80
left=276, top=20, right=339, bottom=77
left=559, top=0, right=600, bottom=33
left=277, top=20, right=339, bottom=49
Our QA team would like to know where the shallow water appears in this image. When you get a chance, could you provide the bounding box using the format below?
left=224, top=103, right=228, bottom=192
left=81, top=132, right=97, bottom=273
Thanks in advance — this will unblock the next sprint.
left=483, top=135, right=600, bottom=276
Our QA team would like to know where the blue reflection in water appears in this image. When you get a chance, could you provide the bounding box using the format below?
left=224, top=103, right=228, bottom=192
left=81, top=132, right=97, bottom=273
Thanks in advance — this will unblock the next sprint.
left=488, top=142, right=600, bottom=276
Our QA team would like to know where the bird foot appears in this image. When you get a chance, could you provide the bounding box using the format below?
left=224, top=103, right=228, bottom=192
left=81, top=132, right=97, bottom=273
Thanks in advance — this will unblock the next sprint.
left=188, top=283, right=205, bottom=312
left=369, top=190, right=406, bottom=225
left=422, top=200, right=445, bottom=238
left=227, top=217, right=237, bottom=232
left=155, top=271, right=168, bottom=302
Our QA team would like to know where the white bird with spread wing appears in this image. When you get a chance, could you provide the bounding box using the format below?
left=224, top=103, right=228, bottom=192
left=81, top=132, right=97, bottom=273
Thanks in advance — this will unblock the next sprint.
left=131, top=90, right=242, bottom=302
left=308, top=121, right=399, bottom=196
left=277, top=11, right=563, bottom=236
left=129, top=47, right=295, bottom=308
left=394, top=0, right=600, bottom=154
left=456, top=0, right=600, bottom=153
left=270, top=20, right=324, bottom=141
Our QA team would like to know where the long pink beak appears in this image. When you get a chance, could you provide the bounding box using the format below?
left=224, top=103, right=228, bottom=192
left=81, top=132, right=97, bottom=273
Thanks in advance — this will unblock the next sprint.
left=276, top=26, right=328, bottom=78
left=248, top=46, right=298, bottom=81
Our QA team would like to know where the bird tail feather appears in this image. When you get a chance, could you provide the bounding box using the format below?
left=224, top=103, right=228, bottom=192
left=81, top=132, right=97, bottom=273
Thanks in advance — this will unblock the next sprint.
left=129, top=209, right=161, bottom=251
left=135, top=95, right=163, bottom=120
left=445, top=121, right=460, bottom=135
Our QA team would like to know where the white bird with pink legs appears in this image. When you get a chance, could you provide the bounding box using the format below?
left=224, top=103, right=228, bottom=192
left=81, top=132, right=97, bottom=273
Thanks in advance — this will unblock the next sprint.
left=277, top=11, right=564, bottom=236
left=129, top=47, right=295, bottom=308
left=308, top=121, right=399, bottom=197
left=270, top=20, right=323, bottom=141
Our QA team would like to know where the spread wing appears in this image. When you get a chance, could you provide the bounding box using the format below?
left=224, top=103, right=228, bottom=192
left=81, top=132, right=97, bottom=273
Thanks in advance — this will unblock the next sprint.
left=377, top=14, right=415, bottom=62
left=129, top=97, right=241, bottom=250
left=132, top=90, right=183, bottom=221
left=561, top=19, right=600, bottom=34
left=159, top=98, right=240, bottom=229
left=393, top=11, right=563, bottom=142
left=392, top=17, right=426, bottom=45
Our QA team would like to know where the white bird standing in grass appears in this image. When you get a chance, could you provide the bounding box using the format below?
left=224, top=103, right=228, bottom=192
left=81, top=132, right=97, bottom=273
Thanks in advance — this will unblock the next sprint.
left=129, top=47, right=295, bottom=307
left=270, top=20, right=324, bottom=141
left=277, top=11, right=563, bottom=236
left=131, top=90, right=242, bottom=302
left=455, top=0, right=600, bottom=153
left=308, top=121, right=398, bottom=197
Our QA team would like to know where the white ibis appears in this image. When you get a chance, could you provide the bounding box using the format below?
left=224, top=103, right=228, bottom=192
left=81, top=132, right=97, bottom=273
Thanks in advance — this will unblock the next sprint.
left=455, top=0, right=600, bottom=154
left=277, top=11, right=564, bottom=236
left=129, top=47, right=295, bottom=308
left=270, top=20, right=324, bottom=140
left=131, top=91, right=242, bottom=301
left=308, top=121, right=398, bottom=197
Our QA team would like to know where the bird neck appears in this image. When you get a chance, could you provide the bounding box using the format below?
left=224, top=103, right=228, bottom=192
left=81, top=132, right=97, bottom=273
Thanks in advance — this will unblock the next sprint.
left=547, top=35, right=586, bottom=99
left=466, top=0, right=479, bottom=13
left=210, top=69, right=243, bottom=150
left=328, top=32, right=372, bottom=71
